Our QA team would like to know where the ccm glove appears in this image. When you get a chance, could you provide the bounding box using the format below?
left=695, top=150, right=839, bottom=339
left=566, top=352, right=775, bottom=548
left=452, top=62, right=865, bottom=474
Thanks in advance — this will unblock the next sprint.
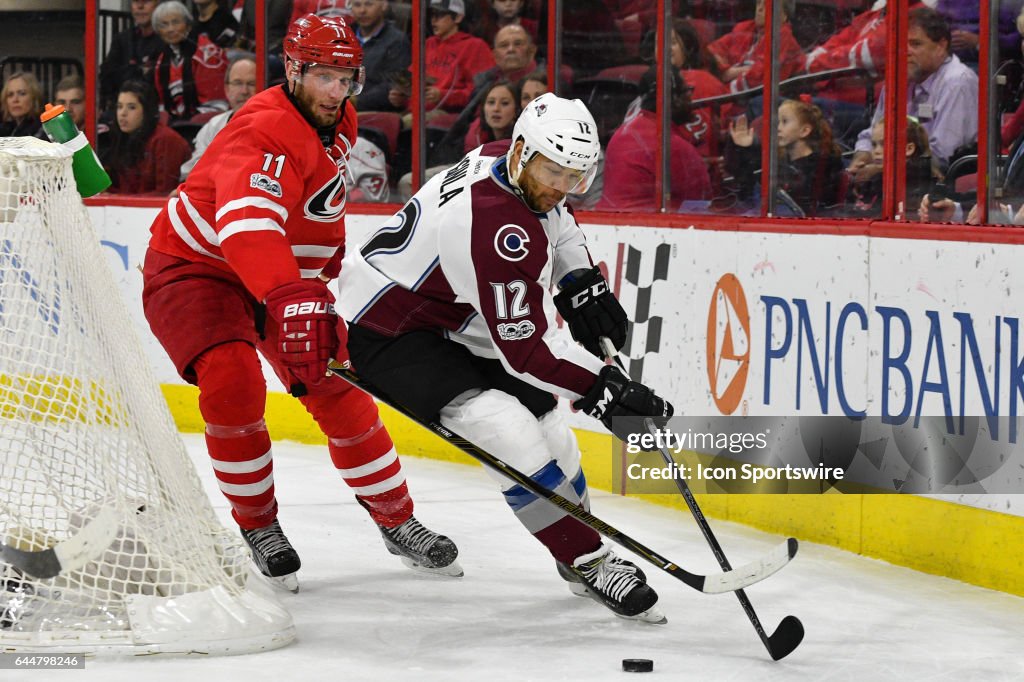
left=573, top=365, right=673, bottom=448
left=554, top=267, right=628, bottom=357
left=264, top=280, right=345, bottom=395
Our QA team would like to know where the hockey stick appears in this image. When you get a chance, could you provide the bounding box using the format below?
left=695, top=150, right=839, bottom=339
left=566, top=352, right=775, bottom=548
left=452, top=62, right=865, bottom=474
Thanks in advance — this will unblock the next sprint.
left=0, top=506, right=119, bottom=580
left=327, top=360, right=796, bottom=595
left=599, top=337, right=803, bottom=659
left=644, top=417, right=804, bottom=659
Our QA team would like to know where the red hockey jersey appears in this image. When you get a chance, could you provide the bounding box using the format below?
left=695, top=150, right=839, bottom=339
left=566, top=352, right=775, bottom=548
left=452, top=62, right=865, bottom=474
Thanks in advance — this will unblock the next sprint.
left=148, top=85, right=358, bottom=301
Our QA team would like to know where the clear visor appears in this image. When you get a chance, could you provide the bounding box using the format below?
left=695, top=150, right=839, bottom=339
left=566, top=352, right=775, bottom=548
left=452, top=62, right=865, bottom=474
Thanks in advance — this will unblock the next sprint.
left=530, top=157, right=597, bottom=194
left=299, top=63, right=365, bottom=97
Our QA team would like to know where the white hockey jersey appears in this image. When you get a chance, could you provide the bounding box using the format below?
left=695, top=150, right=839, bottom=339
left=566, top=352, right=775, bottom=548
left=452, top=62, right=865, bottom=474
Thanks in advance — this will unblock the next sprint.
left=338, top=140, right=605, bottom=400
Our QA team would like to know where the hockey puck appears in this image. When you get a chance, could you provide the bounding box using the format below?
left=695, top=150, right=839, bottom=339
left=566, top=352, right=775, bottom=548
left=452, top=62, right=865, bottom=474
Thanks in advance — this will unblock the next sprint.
left=622, top=658, right=654, bottom=673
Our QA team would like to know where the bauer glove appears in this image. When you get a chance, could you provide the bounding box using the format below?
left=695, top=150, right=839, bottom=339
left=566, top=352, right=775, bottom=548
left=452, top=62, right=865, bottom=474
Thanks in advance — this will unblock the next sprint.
left=264, top=280, right=345, bottom=395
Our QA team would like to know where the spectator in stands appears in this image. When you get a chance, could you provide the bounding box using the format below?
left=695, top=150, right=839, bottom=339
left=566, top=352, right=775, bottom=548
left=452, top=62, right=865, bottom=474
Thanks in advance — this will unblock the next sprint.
left=804, top=0, right=887, bottom=76
left=851, top=7, right=978, bottom=171
left=99, top=0, right=164, bottom=110
left=0, top=72, right=44, bottom=138
left=53, top=74, right=87, bottom=130
left=152, top=1, right=230, bottom=122
left=707, top=0, right=803, bottom=93
left=192, top=0, right=240, bottom=47
left=476, top=0, right=538, bottom=45
left=727, top=96, right=844, bottom=217
left=435, top=26, right=560, bottom=161
left=597, top=68, right=711, bottom=211
left=516, top=70, right=546, bottom=109
left=101, top=80, right=191, bottom=195
left=934, top=0, right=979, bottom=67
left=426, top=0, right=495, bottom=113
left=351, top=0, right=411, bottom=112
left=180, top=57, right=258, bottom=180
left=463, top=79, right=519, bottom=152
left=641, top=19, right=731, bottom=158
left=487, top=24, right=540, bottom=87
left=849, top=117, right=938, bottom=218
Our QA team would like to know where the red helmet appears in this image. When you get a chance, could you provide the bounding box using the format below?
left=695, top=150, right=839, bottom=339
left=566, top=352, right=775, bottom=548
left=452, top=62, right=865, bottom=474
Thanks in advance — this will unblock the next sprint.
left=284, top=14, right=364, bottom=95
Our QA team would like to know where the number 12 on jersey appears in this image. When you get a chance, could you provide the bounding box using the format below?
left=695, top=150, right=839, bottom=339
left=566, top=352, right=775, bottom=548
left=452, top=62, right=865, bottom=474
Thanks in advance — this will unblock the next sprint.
left=491, top=281, right=530, bottom=319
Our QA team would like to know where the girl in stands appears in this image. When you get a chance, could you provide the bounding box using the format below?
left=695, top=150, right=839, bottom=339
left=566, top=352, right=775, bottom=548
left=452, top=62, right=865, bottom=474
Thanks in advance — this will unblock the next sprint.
left=463, top=80, right=521, bottom=153
left=852, top=117, right=939, bottom=218
left=100, top=80, right=191, bottom=195
left=516, top=71, right=547, bottom=110
left=727, top=95, right=844, bottom=217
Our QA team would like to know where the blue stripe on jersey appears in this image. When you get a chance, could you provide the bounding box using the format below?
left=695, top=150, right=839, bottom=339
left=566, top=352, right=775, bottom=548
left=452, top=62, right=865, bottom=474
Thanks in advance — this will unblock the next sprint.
left=490, top=158, right=513, bottom=190
left=411, top=256, right=439, bottom=291
left=456, top=311, right=477, bottom=333
left=352, top=282, right=397, bottom=323
left=571, top=469, right=587, bottom=499
left=502, top=460, right=566, bottom=511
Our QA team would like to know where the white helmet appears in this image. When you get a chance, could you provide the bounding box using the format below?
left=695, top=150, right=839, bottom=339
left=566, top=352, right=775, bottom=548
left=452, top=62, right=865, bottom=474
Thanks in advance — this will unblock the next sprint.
left=507, top=92, right=601, bottom=194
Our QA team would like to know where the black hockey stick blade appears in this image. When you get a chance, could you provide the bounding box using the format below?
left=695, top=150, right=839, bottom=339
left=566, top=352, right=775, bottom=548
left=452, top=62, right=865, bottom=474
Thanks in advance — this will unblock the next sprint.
left=328, top=360, right=794, bottom=595
left=0, top=507, right=119, bottom=580
left=767, top=615, right=805, bottom=660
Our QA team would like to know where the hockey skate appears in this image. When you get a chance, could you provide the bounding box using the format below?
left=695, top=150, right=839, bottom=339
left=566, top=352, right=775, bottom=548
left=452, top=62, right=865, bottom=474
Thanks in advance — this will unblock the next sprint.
left=569, top=545, right=666, bottom=624
left=555, top=554, right=647, bottom=598
left=377, top=516, right=463, bottom=577
left=240, top=519, right=301, bottom=593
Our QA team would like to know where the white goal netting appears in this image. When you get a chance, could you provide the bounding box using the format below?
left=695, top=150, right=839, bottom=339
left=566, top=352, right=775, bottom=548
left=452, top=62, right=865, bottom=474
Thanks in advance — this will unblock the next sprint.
left=0, top=137, right=294, bottom=655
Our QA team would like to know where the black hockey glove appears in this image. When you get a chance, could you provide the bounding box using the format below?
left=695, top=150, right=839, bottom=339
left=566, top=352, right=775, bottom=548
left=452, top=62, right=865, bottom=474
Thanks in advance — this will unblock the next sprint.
left=573, top=366, right=673, bottom=448
left=554, top=267, right=628, bottom=358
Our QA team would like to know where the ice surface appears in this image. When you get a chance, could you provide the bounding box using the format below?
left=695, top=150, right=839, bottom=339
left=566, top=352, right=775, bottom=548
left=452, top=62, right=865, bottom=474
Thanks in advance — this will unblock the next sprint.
left=75, top=435, right=1024, bottom=681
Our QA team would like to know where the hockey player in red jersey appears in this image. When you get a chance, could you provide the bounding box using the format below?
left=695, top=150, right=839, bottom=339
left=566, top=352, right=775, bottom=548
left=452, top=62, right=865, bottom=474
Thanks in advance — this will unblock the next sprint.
left=141, top=13, right=460, bottom=590
left=339, top=93, right=673, bottom=623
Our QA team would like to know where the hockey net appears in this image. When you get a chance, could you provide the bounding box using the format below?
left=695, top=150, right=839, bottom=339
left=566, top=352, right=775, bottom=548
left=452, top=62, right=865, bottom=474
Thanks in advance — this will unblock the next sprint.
left=0, top=137, right=294, bottom=655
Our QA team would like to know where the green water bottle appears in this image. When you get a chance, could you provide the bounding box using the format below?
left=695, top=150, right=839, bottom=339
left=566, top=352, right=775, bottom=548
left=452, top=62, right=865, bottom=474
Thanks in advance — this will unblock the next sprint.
left=40, top=103, right=111, bottom=197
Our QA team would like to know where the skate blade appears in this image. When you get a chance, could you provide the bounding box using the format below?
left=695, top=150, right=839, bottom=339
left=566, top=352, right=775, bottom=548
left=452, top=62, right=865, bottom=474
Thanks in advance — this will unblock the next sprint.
left=567, top=582, right=589, bottom=598
left=399, top=556, right=464, bottom=578
left=578, top=587, right=667, bottom=624
left=616, top=604, right=667, bottom=625
left=266, top=572, right=299, bottom=593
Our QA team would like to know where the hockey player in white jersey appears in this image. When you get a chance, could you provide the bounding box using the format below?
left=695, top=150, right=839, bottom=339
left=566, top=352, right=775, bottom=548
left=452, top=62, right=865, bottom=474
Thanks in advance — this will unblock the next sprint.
left=338, top=93, right=673, bottom=623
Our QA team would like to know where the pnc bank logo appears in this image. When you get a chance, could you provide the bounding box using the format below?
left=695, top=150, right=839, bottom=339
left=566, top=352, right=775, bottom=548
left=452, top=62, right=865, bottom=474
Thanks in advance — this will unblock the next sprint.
left=706, top=273, right=750, bottom=415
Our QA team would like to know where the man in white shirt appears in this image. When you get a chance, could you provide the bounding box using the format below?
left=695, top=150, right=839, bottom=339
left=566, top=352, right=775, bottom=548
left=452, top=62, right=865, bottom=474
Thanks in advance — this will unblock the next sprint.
left=180, top=56, right=258, bottom=180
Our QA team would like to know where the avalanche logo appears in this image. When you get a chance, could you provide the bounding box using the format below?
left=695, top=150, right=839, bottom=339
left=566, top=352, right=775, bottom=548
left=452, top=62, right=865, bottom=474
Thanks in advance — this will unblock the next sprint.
left=304, top=170, right=347, bottom=222
left=494, top=224, right=530, bottom=262
left=706, top=273, right=750, bottom=415
left=497, top=320, right=536, bottom=341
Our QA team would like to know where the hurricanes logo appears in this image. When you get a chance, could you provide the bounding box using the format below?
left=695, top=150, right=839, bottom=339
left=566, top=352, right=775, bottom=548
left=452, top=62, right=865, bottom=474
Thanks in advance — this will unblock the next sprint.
left=304, top=170, right=347, bottom=222
left=706, top=273, right=750, bottom=415
left=196, top=42, right=227, bottom=69
left=494, top=224, right=530, bottom=262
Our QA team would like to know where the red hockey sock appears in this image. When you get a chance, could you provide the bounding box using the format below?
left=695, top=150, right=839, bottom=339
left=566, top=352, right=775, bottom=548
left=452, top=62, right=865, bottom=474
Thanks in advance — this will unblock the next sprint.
left=195, top=343, right=276, bottom=530
left=302, top=389, right=413, bottom=527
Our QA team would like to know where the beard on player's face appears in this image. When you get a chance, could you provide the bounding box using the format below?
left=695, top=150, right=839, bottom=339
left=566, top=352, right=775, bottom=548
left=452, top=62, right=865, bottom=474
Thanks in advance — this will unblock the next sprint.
left=292, top=81, right=341, bottom=127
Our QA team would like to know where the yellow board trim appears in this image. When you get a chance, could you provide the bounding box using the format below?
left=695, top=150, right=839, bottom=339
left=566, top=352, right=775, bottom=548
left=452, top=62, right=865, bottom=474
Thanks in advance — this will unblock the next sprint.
left=162, top=384, right=1024, bottom=597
